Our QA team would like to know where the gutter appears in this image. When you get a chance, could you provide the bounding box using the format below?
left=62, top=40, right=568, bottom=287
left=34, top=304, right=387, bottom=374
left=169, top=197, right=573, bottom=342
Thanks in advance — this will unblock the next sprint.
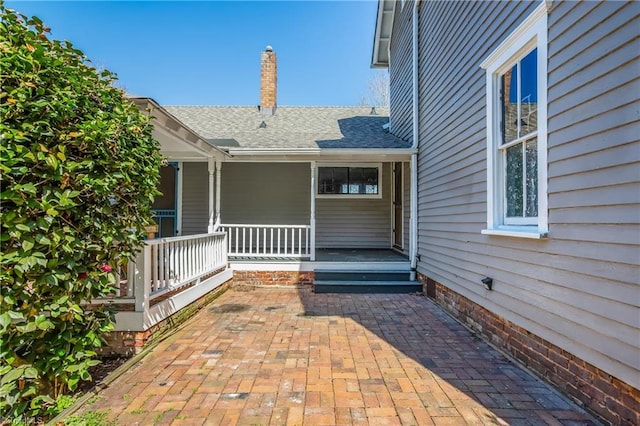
left=409, top=0, right=419, bottom=281
left=225, top=147, right=417, bottom=157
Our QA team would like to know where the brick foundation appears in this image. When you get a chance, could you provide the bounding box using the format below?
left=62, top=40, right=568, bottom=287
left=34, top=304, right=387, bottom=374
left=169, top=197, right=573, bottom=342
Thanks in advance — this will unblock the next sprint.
left=102, top=280, right=232, bottom=357
left=418, top=273, right=639, bottom=425
left=233, top=270, right=314, bottom=287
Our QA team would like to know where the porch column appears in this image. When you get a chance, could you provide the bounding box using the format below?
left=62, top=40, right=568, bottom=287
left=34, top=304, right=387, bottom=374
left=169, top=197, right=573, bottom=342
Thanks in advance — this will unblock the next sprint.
left=207, top=158, right=215, bottom=233
left=310, top=161, right=316, bottom=261
left=214, top=160, right=222, bottom=229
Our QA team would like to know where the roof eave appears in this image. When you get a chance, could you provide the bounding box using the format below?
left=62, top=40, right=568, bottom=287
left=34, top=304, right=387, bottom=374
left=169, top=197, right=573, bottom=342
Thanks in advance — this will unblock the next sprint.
left=226, top=147, right=416, bottom=156
left=371, top=0, right=395, bottom=68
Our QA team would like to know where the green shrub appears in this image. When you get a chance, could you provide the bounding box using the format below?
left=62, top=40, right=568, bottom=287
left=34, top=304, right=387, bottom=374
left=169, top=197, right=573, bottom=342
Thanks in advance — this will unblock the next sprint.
left=64, top=410, right=116, bottom=426
left=0, top=5, right=162, bottom=421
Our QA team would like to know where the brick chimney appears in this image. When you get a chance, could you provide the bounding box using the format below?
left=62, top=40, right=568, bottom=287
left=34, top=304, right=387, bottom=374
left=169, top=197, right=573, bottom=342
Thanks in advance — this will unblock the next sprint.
left=260, top=45, right=277, bottom=115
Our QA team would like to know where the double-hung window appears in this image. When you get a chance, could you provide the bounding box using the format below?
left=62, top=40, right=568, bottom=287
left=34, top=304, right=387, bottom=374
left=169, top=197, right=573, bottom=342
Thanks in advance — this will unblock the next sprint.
left=481, top=2, right=548, bottom=238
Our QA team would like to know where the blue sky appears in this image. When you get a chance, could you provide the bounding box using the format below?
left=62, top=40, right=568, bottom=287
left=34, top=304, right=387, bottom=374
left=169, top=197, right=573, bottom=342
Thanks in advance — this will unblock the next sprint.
left=6, top=1, right=383, bottom=106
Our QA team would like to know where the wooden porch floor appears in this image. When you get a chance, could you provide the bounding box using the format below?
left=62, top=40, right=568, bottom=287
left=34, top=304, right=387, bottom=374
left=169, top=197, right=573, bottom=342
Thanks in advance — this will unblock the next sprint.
left=315, top=248, right=408, bottom=262
left=228, top=248, right=409, bottom=263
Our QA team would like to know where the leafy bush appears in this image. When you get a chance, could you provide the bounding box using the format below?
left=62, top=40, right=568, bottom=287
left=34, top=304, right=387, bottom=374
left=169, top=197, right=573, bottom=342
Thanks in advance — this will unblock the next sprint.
left=0, top=5, right=162, bottom=421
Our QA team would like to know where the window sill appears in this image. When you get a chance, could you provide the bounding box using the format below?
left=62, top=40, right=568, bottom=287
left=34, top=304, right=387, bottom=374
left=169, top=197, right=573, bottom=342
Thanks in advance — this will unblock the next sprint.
left=481, top=227, right=548, bottom=239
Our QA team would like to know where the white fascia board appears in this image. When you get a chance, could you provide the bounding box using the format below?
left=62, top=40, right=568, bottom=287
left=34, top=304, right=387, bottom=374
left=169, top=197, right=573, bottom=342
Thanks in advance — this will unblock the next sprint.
left=226, top=148, right=321, bottom=156
left=224, top=149, right=415, bottom=163
left=226, top=148, right=416, bottom=156
left=320, top=148, right=416, bottom=156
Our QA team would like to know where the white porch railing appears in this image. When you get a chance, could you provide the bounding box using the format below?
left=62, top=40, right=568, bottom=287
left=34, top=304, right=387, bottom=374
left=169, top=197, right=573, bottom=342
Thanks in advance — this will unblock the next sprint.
left=144, top=232, right=228, bottom=299
left=93, top=232, right=231, bottom=332
left=220, top=224, right=311, bottom=258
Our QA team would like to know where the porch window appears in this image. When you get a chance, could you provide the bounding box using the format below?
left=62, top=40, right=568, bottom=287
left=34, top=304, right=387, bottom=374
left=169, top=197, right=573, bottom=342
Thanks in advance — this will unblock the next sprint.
left=317, top=165, right=381, bottom=198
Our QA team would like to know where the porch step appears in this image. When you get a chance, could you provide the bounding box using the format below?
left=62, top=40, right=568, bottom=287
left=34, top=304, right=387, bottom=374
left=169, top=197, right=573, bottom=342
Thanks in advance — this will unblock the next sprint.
left=314, top=270, right=410, bottom=282
left=313, top=269, right=421, bottom=294
left=313, top=280, right=422, bottom=294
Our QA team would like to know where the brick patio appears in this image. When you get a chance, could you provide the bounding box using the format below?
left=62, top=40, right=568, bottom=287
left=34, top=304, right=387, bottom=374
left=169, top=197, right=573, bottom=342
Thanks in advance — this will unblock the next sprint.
left=79, top=287, right=600, bottom=425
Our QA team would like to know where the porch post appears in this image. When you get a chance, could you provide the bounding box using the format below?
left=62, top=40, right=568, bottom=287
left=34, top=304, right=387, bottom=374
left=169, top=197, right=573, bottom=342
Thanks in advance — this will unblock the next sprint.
left=133, top=246, right=150, bottom=317
left=214, top=160, right=222, bottom=229
left=207, top=158, right=215, bottom=233
left=310, top=161, right=316, bottom=261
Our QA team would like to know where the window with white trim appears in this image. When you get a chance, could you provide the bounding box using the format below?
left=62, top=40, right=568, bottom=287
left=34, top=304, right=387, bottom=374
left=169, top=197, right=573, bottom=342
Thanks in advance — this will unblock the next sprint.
left=481, top=2, right=548, bottom=239
left=317, top=164, right=382, bottom=198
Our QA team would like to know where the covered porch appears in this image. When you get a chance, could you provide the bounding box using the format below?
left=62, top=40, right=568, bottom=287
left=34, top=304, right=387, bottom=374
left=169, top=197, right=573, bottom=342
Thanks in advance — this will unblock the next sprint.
left=106, top=100, right=418, bottom=344
left=174, top=157, right=413, bottom=266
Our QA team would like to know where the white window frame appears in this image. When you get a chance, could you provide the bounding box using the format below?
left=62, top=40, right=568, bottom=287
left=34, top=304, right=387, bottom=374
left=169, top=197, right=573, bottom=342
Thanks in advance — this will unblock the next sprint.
left=481, top=2, right=548, bottom=239
left=316, top=163, right=383, bottom=199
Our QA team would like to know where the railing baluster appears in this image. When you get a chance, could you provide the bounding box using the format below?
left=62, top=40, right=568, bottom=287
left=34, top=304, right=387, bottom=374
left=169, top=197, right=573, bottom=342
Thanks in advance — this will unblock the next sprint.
left=206, top=236, right=211, bottom=269
left=183, top=240, right=188, bottom=281
left=152, top=245, right=158, bottom=292
left=217, top=225, right=311, bottom=259
left=158, top=241, right=165, bottom=290
left=234, top=227, right=238, bottom=255
left=190, top=239, right=195, bottom=278
left=181, top=240, right=186, bottom=282
left=199, top=239, right=202, bottom=275
left=172, top=240, right=177, bottom=286
left=194, top=239, right=198, bottom=277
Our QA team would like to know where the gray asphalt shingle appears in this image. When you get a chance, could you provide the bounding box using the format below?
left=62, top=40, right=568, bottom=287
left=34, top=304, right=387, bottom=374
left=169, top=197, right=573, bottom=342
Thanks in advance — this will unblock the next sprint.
left=164, top=106, right=411, bottom=150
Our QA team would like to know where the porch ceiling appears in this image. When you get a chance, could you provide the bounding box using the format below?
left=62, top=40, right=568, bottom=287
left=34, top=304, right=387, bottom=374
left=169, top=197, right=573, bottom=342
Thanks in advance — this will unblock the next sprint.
left=152, top=126, right=210, bottom=159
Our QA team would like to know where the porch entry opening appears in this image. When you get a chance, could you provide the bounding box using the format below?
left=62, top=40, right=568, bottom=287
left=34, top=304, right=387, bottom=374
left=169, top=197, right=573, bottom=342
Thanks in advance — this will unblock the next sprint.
left=152, top=162, right=178, bottom=238
left=393, top=162, right=403, bottom=249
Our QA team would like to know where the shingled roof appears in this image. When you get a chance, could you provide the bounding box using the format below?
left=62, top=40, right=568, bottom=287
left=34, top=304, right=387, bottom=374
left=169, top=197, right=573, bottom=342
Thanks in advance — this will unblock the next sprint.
left=163, top=106, right=411, bottom=150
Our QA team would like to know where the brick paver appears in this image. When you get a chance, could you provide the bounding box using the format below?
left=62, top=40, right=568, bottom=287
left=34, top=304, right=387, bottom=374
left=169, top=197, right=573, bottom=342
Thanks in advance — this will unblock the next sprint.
left=80, top=287, right=599, bottom=425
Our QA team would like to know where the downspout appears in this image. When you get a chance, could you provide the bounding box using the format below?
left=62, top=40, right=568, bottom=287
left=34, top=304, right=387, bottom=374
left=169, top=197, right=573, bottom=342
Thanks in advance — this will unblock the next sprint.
left=409, top=0, right=419, bottom=281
